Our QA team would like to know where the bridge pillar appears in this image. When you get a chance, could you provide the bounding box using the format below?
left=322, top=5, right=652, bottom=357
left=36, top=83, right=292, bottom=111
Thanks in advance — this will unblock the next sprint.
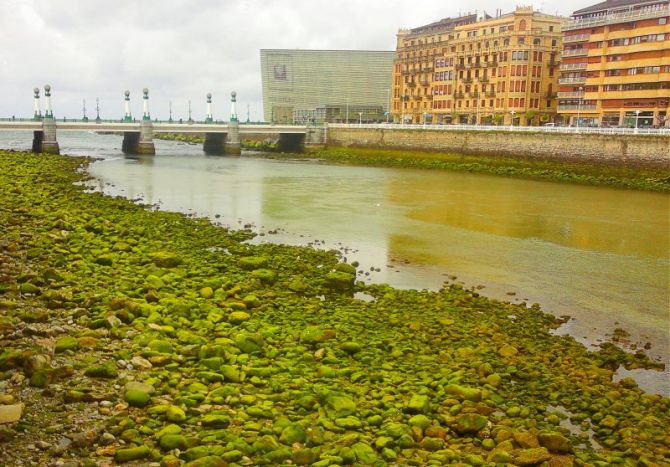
left=226, top=91, right=241, bottom=155
left=137, top=119, right=155, bottom=155
left=305, top=125, right=326, bottom=146
left=204, top=133, right=226, bottom=155
left=32, top=85, right=59, bottom=154
left=277, top=133, right=305, bottom=153
left=121, top=121, right=155, bottom=155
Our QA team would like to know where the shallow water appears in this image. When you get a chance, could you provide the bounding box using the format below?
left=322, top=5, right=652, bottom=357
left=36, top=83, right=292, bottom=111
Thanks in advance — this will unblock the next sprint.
left=2, top=131, right=669, bottom=395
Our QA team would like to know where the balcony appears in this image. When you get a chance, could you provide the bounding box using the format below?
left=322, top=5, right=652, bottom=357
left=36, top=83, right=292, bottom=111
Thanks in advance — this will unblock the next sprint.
left=479, top=75, right=489, bottom=83
left=559, top=76, right=587, bottom=85
left=485, top=91, right=496, bottom=98
left=419, top=79, right=430, bottom=86
left=557, top=91, right=585, bottom=99
left=563, top=33, right=590, bottom=43
left=455, top=64, right=465, bottom=70
left=560, top=62, right=588, bottom=71
left=462, top=77, right=473, bottom=84
left=562, top=5, right=669, bottom=31
left=407, top=81, right=417, bottom=87
left=454, top=92, right=465, bottom=99
left=545, top=92, right=558, bottom=98
left=561, top=48, right=588, bottom=58
left=469, top=92, right=480, bottom=98
left=558, top=104, right=598, bottom=111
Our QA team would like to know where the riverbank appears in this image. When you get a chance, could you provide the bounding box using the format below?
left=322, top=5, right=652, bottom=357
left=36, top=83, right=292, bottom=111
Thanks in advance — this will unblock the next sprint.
left=293, top=147, right=670, bottom=192
left=155, top=133, right=277, bottom=151
left=156, top=132, right=670, bottom=192
left=0, top=150, right=668, bottom=466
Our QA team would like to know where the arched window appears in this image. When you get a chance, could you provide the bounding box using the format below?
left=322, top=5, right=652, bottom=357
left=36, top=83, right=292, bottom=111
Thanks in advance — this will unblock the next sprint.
left=519, top=19, right=527, bottom=31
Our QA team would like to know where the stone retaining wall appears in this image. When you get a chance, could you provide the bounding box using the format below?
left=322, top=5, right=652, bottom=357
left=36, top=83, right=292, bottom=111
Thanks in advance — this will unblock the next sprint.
left=326, top=127, right=670, bottom=168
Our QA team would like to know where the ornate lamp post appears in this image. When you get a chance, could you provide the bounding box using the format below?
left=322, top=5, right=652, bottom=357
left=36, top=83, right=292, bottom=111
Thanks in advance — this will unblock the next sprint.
left=33, top=88, right=42, bottom=120
left=123, top=90, right=132, bottom=122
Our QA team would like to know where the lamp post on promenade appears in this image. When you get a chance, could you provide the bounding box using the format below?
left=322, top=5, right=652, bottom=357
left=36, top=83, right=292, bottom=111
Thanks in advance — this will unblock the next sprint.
left=358, top=112, right=362, bottom=127
left=635, top=110, right=641, bottom=134
left=510, top=110, right=516, bottom=129
left=576, top=86, right=583, bottom=132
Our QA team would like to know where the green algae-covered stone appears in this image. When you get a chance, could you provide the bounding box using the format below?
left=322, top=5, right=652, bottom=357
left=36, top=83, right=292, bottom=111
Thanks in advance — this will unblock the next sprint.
left=125, top=389, right=151, bottom=408
left=155, top=424, right=182, bottom=439
left=352, top=442, right=377, bottom=464
left=29, top=370, right=49, bottom=388
left=445, top=384, right=483, bottom=402
left=182, top=446, right=210, bottom=462
left=184, top=458, right=227, bottom=467
left=166, top=405, right=186, bottom=423
left=55, top=336, right=80, bottom=353
left=499, top=344, right=519, bottom=357
left=454, top=413, right=488, bottom=434
left=235, top=333, right=263, bottom=354
left=222, top=450, right=242, bottom=462
left=251, top=268, right=276, bottom=284
left=512, top=447, right=552, bottom=465
left=335, top=416, right=363, bottom=430
left=84, top=361, right=118, bottom=378
left=238, top=256, right=268, bottom=270
left=114, top=445, right=151, bottom=462
left=159, top=434, right=188, bottom=450
left=279, top=423, right=307, bottom=444
left=150, top=252, right=182, bottom=268
left=324, top=393, right=356, bottom=418
left=228, top=311, right=250, bottom=324
left=19, top=282, right=41, bottom=295
left=252, top=435, right=280, bottom=453
left=201, top=414, right=231, bottom=428
left=324, top=271, right=355, bottom=291
left=148, top=339, right=173, bottom=354
left=420, top=437, right=445, bottom=452
left=300, top=326, right=335, bottom=345
left=408, top=414, right=432, bottom=429
left=340, top=341, right=362, bottom=355
left=406, top=394, right=430, bottom=414
left=538, top=431, right=572, bottom=453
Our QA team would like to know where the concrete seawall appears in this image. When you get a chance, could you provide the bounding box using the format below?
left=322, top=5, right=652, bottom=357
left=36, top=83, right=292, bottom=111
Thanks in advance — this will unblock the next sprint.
left=326, top=127, right=670, bottom=168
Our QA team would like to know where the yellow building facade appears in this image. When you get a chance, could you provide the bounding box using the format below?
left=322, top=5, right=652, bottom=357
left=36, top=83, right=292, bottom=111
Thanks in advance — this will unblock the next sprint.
left=559, top=0, right=670, bottom=127
left=392, top=8, right=563, bottom=125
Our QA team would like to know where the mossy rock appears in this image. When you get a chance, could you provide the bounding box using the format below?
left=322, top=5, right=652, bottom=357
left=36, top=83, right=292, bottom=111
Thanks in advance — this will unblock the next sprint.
left=334, top=263, right=357, bottom=275
left=160, top=434, right=188, bottom=450
left=19, top=282, right=41, bottom=294
left=279, top=423, right=307, bottom=444
left=54, top=336, right=80, bottom=353
left=324, top=271, right=355, bottom=291
left=300, top=326, right=336, bottom=345
left=84, top=361, right=118, bottom=379
left=228, top=311, right=250, bottom=324
left=125, top=389, right=151, bottom=408
left=251, top=269, right=276, bottom=284
left=150, top=252, right=183, bottom=268
left=166, top=405, right=186, bottom=423
left=238, top=256, right=269, bottom=271
left=454, top=413, right=488, bottom=434
left=184, top=456, right=228, bottom=467
left=340, top=341, right=362, bottom=355
left=114, top=445, right=151, bottom=462
left=234, top=333, right=264, bottom=354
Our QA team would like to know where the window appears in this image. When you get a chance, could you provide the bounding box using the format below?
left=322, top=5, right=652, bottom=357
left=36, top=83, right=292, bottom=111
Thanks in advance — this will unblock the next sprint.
left=551, top=39, right=557, bottom=47
left=549, top=25, right=554, bottom=32
left=660, top=18, right=667, bottom=25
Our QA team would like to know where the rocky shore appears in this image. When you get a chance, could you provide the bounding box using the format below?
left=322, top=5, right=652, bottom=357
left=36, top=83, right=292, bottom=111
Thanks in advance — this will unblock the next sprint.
left=0, top=150, right=668, bottom=466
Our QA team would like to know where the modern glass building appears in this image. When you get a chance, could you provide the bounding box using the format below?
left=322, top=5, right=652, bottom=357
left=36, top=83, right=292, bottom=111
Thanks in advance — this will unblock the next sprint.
left=260, top=49, right=395, bottom=123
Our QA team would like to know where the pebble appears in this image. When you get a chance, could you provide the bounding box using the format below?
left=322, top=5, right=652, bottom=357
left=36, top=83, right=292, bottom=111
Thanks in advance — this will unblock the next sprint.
left=0, top=403, right=24, bottom=423
left=0, top=394, right=15, bottom=405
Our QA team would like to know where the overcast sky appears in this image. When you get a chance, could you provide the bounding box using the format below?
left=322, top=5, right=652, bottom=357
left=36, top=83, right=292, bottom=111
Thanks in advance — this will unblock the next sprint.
left=1, top=0, right=586, bottom=121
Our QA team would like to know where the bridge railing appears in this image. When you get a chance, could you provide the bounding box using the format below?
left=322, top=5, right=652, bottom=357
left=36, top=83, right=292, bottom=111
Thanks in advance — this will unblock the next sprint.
left=327, top=123, right=670, bottom=136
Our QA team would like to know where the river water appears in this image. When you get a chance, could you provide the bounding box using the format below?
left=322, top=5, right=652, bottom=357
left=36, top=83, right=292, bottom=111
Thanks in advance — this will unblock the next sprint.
left=2, top=131, right=669, bottom=395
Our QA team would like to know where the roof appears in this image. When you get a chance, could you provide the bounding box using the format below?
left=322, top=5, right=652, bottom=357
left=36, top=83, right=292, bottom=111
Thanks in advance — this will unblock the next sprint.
left=409, top=14, right=478, bottom=35
left=573, top=0, right=666, bottom=16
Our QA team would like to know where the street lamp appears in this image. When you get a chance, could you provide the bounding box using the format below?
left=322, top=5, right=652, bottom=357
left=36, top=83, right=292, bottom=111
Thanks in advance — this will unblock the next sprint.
left=576, top=86, right=583, bottom=132
left=386, top=88, right=391, bottom=123
left=358, top=112, right=363, bottom=127
left=635, top=110, right=641, bottom=133
left=510, top=110, right=516, bottom=129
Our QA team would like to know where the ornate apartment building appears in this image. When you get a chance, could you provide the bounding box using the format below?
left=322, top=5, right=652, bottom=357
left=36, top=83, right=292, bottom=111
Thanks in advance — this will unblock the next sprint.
left=559, top=0, right=670, bottom=127
left=392, top=8, right=563, bottom=125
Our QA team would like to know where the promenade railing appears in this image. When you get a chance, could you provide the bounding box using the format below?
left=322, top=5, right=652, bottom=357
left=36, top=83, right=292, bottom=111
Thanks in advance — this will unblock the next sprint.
left=327, top=123, right=670, bottom=136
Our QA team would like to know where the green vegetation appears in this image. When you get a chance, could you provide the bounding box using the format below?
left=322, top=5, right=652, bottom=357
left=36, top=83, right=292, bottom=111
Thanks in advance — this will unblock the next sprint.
left=0, top=149, right=668, bottom=465
left=284, top=147, right=670, bottom=192
left=155, top=133, right=277, bottom=151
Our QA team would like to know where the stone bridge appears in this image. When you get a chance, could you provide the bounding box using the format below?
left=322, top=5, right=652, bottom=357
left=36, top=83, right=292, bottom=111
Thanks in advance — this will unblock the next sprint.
left=0, top=86, right=325, bottom=155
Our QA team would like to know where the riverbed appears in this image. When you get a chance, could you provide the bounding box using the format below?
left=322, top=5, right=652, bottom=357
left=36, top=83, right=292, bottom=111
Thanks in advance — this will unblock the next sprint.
left=2, top=130, right=668, bottom=394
